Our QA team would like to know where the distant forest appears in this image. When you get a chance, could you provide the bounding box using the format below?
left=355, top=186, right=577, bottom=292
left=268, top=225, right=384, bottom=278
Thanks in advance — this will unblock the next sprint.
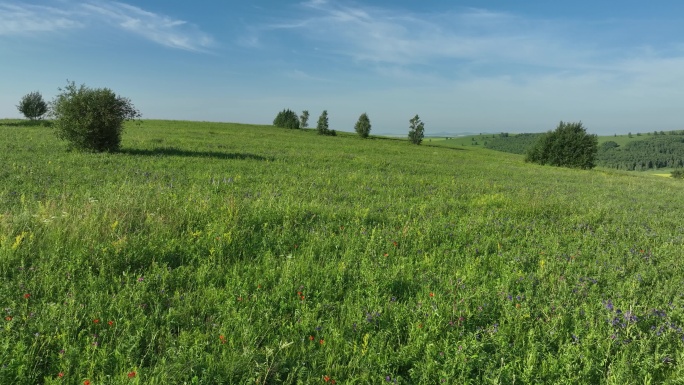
left=486, top=131, right=684, bottom=171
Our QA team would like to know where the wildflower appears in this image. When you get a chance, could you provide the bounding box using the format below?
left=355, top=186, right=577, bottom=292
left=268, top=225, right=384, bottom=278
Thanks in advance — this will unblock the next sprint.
left=58, top=372, right=64, bottom=378
left=219, top=335, right=226, bottom=344
left=309, top=335, right=314, bottom=341
left=4, top=316, right=11, bottom=321
left=24, top=293, right=31, bottom=299
left=108, top=321, right=114, bottom=326
left=127, top=371, right=136, bottom=378
left=84, top=380, right=91, bottom=385
left=319, top=339, right=324, bottom=345
left=429, top=292, right=434, bottom=298
left=137, top=277, right=144, bottom=282
left=93, top=319, right=100, bottom=324
left=324, top=375, right=330, bottom=382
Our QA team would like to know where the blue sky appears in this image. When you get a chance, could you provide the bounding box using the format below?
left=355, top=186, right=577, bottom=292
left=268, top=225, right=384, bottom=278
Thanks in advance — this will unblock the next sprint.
left=1, top=0, right=683, bottom=135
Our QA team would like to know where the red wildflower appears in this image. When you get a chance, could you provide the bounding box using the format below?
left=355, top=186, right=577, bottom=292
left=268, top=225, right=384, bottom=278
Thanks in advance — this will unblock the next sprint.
left=58, top=372, right=64, bottom=378
left=429, top=292, right=435, bottom=298
left=84, top=380, right=91, bottom=385
left=319, top=339, right=324, bottom=345
left=323, top=375, right=330, bottom=382
left=5, top=316, right=11, bottom=321
left=108, top=320, right=114, bottom=326
left=24, top=293, right=30, bottom=299
left=93, top=319, right=100, bottom=324
left=219, top=335, right=226, bottom=344
left=127, top=371, right=136, bottom=378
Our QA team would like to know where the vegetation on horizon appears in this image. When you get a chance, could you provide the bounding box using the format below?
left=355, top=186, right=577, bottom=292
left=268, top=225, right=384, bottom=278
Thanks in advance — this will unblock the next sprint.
left=408, top=115, right=425, bottom=145
left=526, top=121, right=598, bottom=169
left=17, top=91, right=48, bottom=121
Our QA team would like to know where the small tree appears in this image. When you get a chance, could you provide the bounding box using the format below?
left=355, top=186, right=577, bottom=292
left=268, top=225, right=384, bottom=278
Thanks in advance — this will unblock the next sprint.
left=354, top=113, right=371, bottom=138
left=50, top=81, right=141, bottom=152
left=273, top=109, right=300, bottom=129
left=316, top=110, right=335, bottom=136
left=299, top=110, right=309, bottom=128
left=17, top=91, right=48, bottom=120
left=525, top=121, right=598, bottom=169
left=672, top=169, right=684, bottom=179
left=408, top=114, right=425, bottom=144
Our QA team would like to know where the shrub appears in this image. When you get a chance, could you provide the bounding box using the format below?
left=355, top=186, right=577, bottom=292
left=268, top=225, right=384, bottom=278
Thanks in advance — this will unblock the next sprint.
left=299, top=110, right=309, bottom=129
left=672, top=169, right=684, bottom=179
left=354, top=113, right=371, bottom=138
left=17, top=91, right=48, bottom=120
left=273, top=109, right=300, bottom=129
left=408, top=115, right=425, bottom=145
left=317, top=110, right=335, bottom=136
left=50, top=81, right=141, bottom=152
left=525, top=121, right=598, bottom=169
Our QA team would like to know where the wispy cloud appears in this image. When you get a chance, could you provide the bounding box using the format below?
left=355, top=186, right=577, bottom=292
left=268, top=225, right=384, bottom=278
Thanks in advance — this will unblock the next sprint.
left=0, top=0, right=213, bottom=52
left=0, top=3, right=82, bottom=35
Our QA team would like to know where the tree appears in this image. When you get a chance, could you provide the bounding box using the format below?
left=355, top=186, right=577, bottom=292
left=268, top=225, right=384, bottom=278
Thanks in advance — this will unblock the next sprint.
left=273, top=109, right=300, bottom=129
left=17, top=91, right=48, bottom=120
left=299, top=110, right=309, bottom=128
left=525, top=121, right=598, bottom=169
left=50, top=81, right=141, bottom=152
left=408, top=114, right=424, bottom=144
left=316, top=110, right=335, bottom=136
left=354, top=113, right=371, bottom=138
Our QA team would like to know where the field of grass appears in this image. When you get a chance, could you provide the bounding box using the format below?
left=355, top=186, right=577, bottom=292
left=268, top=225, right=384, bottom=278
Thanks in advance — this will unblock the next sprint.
left=2, top=119, right=684, bottom=384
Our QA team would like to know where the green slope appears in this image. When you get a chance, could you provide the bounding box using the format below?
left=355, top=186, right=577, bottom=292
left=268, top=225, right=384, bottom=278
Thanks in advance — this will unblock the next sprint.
left=1, top=119, right=683, bottom=383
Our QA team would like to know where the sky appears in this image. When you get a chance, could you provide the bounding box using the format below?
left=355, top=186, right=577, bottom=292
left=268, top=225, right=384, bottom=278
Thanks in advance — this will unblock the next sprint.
left=1, top=0, right=684, bottom=135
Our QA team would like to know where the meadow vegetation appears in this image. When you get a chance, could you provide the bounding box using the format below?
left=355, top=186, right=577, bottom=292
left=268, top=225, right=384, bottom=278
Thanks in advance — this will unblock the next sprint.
left=1, top=119, right=684, bottom=384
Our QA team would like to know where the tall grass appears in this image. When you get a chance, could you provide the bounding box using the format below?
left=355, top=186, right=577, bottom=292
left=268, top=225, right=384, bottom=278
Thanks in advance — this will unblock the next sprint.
left=1, top=119, right=683, bottom=384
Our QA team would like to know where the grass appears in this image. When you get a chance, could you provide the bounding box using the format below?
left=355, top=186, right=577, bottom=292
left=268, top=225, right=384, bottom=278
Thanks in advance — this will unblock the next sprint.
left=1, top=119, right=684, bottom=384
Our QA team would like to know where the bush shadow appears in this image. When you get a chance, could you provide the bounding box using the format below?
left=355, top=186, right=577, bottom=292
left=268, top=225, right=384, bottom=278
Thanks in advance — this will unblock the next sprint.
left=1, top=120, right=52, bottom=128
left=119, top=147, right=273, bottom=161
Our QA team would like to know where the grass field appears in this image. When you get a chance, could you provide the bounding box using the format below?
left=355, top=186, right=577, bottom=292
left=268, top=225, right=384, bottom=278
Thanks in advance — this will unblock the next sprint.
left=1, top=119, right=684, bottom=384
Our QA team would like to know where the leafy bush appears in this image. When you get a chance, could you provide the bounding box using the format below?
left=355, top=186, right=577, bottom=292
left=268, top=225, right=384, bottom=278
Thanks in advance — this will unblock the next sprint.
left=408, top=115, right=425, bottom=145
left=51, top=81, right=141, bottom=152
left=672, top=169, right=684, bottom=179
left=17, top=91, right=48, bottom=120
left=526, top=121, right=598, bottom=169
left=273, top=109, right=300, bottom=129
left=354, top=113, right=371, bottom=138
left=316, top=110, right=335, bottom=136
left=299, top=110, right=309, bottom=128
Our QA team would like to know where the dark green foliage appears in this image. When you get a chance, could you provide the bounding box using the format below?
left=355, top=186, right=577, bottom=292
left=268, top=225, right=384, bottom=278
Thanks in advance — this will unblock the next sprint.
left=50, top=81, right=140, bottom=152
left=525, top=121, right=598, bottom=169
left=408, top=115, right=424, bottom=145
left=273, top=109, right=300, bottom=129
left=299, top=110, right=309, bottom=129
left=316, top=110, right=335, bottom=136
left=672, top=169, right=684, bottom=179
left=17, top=91, right=48, bottom=120
left=597, top=134, right=684, bottom=170
left=354, top=113, right=371, bottom=138
left=600, top=141, right=620, bottom=151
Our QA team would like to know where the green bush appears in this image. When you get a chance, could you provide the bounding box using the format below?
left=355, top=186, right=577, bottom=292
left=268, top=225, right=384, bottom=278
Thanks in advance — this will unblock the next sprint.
left=408, top=115, right=425, bottom=145
left=273, top=109, right=300, bottom=129
left=672, top=169, right=684, bottom=179
left=299, top=110, right=309, bottom=128
left=17, top=91, right=48, bottom=120
left=316, top=110, right=335, bottom=136
left=526, top=121, right=598, bottom=169
left=354, top=113, right=371, bottom=138
left=50, top=81, right=140, bottom=152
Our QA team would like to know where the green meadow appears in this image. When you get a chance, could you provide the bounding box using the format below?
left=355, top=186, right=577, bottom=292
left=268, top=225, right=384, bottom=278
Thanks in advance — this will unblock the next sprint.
left=1, top=119, right=684, bottom=384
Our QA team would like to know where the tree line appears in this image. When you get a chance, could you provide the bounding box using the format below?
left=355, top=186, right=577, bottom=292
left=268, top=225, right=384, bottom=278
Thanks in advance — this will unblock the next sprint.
left=273, top=109, right=425, bottom=144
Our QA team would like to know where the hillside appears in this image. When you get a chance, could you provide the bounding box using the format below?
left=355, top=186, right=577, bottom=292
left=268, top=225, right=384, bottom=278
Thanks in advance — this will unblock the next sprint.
left=1, top=119, right=684, bottom=383
left=482, top=131, right=684, bottom=171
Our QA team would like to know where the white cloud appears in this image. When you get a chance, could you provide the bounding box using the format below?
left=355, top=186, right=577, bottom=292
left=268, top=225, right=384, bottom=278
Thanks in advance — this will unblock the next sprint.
left=0, top=0, right=213, bottom=52
left=0, top=3, right=82, bottom=35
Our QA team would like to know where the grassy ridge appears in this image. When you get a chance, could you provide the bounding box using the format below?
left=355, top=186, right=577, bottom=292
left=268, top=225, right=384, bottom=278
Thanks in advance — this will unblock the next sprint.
left=1, top=120, right=684, bottom=384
